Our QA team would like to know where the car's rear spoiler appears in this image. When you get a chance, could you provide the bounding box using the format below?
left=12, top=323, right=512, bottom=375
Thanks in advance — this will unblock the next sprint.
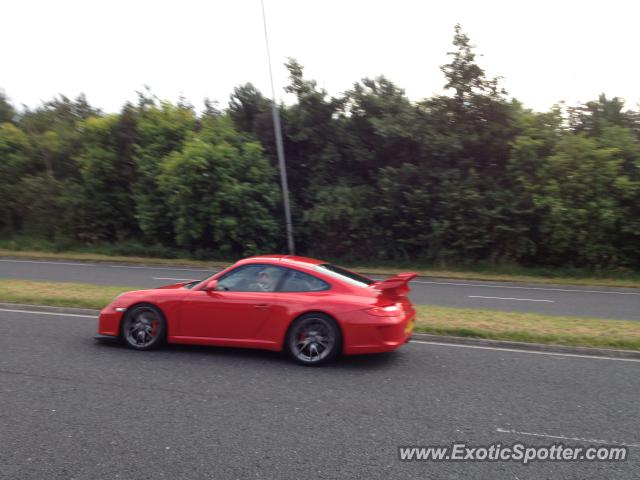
left=370, top=272, right=417, bottom=295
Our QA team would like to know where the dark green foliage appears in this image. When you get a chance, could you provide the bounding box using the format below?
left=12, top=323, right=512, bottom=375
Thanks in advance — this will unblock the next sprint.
left=1, top=26, right=639, bottom=268
left=0, top=92, right=16, bottom=124
left=0, top=123, right=31, bottom=231
left=73, top=115, right=137, bottom=241
left=133, top=98, right=196, bottom=244
left=158, top=115, right=280, bottom=255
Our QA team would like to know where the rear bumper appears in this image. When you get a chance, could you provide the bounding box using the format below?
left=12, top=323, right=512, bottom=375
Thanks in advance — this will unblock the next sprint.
left=342, top=308, right=415, bottom=355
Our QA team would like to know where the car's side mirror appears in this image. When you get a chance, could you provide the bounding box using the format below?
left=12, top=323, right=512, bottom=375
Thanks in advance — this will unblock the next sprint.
left=205, top=279, right=218, bottom=291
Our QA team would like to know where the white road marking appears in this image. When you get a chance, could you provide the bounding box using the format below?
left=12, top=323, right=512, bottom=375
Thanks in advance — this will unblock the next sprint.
left=468, top=295, right=554, bottom=303
left=496, top=427, right=640, bottom=448
left=0, top=258, right=213, bottom=272
left=109, top=265, right=212, bottom=272
left=410, top=340, right=640, bottom=363
left=152, top=277, right=199, bottom=281
left=0, top=259, right=97, bottom=267
left=0, top=308, right=96, bottom=318
left=411, top=280, right=640, bottom=296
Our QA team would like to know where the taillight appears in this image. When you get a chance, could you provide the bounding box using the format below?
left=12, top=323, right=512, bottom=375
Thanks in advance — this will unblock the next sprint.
left=366, top=303, right=403, bottom=317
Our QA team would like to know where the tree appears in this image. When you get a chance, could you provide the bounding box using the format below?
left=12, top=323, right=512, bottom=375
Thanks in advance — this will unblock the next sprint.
left=133, top=99, right=196, bottom=244
left=534, top=133, right=638, bottom=267
left=303, top=183, right=376, bottom=259
left=342, top=76, right=421, bottom=179
left=18, top=94, right=100, bottom=181
left=228, top=83, right=274, bottom=156
left=569, top=94, right=635, bottom=136
left=0, top=123, right=30, bottom=231
left=504, top=106, right=564, bottom=262
left=374, top=164, right=432, bottom=260
left=441, top=24, right=490, bottom=103
left=158, top=115, right=280, bottom=256
left=0, top=91, right=16, bottom=123
left=420, top=25, right=522, bottom=263
left=18, top=174, right=82, bottom=241
left=73, top=115, right=137, bottom=241
left=281, top=59, right=345, bottom=207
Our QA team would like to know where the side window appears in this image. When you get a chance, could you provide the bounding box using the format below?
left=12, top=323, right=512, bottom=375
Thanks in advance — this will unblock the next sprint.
left=279, top=269, right=330, bottom=292
left=217, top=265, right=285, bottom=292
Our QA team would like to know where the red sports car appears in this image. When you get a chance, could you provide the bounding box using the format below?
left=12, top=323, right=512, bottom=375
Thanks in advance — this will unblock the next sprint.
left=96, top=255, right=416, bottom=365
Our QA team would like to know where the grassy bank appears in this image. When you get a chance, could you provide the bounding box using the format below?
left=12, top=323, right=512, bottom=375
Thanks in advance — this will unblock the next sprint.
left=1, top=279, right=639, bottom=351
left=0, top=280, right=134, bottom=309
left=351, top=264, right=640, bottom=288
left=1, top=247, right=640, bottom=288
left=413, top=306, right=640, bottom=351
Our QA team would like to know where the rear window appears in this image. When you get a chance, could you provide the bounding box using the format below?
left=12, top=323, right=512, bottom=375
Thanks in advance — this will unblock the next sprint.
left=314, top=264, right=374, bottom=287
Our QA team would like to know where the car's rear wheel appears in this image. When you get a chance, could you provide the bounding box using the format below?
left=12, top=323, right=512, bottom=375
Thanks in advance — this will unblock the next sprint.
left=286, top=313, right=341, bottom=366
left=121, top=304, right=166, bottom=350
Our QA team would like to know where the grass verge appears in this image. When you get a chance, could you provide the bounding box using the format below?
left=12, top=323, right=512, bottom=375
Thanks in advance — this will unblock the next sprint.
left=0, top=280, right=135, bottom=309
left=414, top=305, right=640, bottom=351
left=1, top=279, right=639, bottom=351
left=351, top=265, right=640, bottom=288
left=0, top=248, right=639, bottom=288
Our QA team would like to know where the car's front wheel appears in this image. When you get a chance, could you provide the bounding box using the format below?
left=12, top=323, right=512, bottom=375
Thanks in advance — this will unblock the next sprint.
left=121, top=304, right=166, bottom=350
left=286, top=313, right=341, bottom=366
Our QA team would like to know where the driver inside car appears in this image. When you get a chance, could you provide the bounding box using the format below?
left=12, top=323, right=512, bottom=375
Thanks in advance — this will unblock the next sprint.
left=254, top=268, right=279, bottom=292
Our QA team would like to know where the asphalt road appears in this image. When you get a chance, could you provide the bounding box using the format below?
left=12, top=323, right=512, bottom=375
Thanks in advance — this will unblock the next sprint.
left=1, top=257, right=640, bottom=320
left=1, top=309, right=638, bottom=479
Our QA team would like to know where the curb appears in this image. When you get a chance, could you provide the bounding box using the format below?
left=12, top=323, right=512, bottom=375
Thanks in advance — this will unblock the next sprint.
left=411, top=333, right=640, bottom=359
left=0, top=302, right=100, bottom=316
left=1, top=303, right=639, bottom=360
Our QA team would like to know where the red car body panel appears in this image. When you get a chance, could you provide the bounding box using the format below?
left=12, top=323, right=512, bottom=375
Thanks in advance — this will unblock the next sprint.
left=97, top=255, right=416, bottom=355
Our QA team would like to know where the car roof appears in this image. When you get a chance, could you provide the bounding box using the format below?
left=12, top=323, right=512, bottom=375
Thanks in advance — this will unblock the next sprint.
left=232, top=255, right=373, bottom=292
left=238, top=254, right=325, bottom=268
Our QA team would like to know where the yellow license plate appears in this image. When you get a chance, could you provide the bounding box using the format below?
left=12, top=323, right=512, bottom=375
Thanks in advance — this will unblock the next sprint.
left=405, top=318, right=415, bottom=334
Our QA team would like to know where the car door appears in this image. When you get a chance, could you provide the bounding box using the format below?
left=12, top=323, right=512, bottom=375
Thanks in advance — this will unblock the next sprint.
left=179, top=264, right=286, bottom=343
left=269, top=268, right=333, bottom=342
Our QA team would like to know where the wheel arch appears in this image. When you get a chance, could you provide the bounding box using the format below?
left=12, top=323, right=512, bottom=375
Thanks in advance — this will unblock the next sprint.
left=283, top=310, right=344, bottom=353
left=119, top=302, right=169, bottom=340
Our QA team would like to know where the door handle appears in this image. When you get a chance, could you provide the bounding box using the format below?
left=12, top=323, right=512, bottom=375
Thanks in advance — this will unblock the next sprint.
left=254, top=304, right=270, bottom=309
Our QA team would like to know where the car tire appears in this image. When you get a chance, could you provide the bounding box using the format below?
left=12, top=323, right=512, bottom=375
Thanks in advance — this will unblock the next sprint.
left=286, top=313, right=341, bottom=366
left=121, top=304, right=167, bottom=351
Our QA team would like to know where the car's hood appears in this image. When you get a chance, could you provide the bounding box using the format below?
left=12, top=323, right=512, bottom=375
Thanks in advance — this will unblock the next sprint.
left=155, top=281, right=192, bottom=290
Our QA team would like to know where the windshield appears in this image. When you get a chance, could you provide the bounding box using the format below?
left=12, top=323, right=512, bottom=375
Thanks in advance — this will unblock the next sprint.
left=314, top=264, right=374, bottom=287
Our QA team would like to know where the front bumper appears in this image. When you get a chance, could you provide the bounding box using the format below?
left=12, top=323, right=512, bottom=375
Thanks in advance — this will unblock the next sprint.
left=96, top=307, right=126, bottom=337
left=94, top=333, right=120, bottom=342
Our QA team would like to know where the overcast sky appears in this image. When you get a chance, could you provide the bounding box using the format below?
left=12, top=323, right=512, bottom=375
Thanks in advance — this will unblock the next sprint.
left=2, top=0, right=639, bottom=113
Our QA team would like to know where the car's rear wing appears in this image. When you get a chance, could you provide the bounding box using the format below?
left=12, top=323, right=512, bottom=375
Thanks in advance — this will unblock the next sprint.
left=370, top=272, right=417, bottom=296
